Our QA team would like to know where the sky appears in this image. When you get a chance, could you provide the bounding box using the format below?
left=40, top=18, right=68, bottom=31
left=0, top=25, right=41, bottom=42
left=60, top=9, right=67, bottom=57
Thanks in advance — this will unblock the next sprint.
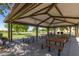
left=0, top=9, right=9, bottom=30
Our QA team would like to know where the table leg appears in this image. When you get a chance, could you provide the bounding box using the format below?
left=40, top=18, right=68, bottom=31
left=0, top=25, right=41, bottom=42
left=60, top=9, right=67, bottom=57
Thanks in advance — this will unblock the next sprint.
left=48, top=46, right=50, bottom=51
left=32, top=38, right=34, bottom=43
left=58, top=49, right=61, bottom=56
left=54, top=42, right=56, bottom=45
left=46, top=40, right=47, bottom=44
left=63, top=43, right=64, bottom=46
left=28, top=40, right=29, bottom=44
left=60, top=42, right=62, bottom=46
left=41, top=44, right=43, bottom=49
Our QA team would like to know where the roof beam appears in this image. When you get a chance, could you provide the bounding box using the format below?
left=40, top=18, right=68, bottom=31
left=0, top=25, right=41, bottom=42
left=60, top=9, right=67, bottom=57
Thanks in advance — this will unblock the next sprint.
left=18, top=3, right=42, bottom=18
left=12, top=21, right=50, bottom=28
left=55, top=4, right=63, bottom=16
left=18, top=13, right=46, bottom=19
left=16, top=4, right=54, bottom=20
left=33, top=3, right=53, bottom=15
left=12, top=3, right=20, bottom=11
left=8, top=4, right=42, bottom=22
left=31, top=17, right=50, bottom=24
left=46, top=3, right=56, bottom=13
left=52, top=24, right=77, bottom=28
left=48, top=18, right=55, bottom=27
left=48, top=14, right=77, bottom=24
left=55, top=4, right=66, bottom=21
left=55, top=19, right=76, bottom=24
left=10, top=4, right=33, bottom=20
left=10, top=20, right=76, bottom=28
left=37, top=17, right=51, bottom=25
left=48, top=13, right=79, bottom=20
left=52, top=22, right=64, bottom=24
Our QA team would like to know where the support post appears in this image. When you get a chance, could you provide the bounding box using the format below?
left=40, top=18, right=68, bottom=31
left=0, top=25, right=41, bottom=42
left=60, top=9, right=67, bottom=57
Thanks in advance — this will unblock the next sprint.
left=36, top=26, right=38, bottom=42
left=76, top=25, right=78, bottom=37
left=10, top=23, right=12, bottom=41
left=8, top=22, right=10, bottom=42
left=75, top=26, right=76, bottom=37
left=78, top=24, right=79, bottom=37
left=54, top=28, right=56, bottom=36
left=69, top=26, right=71, bottom=36
left=75, top=25, right=78, bottom=37
left=8, top=22, right=12, bottom=42
left=47, top=27, right=49, bottom=36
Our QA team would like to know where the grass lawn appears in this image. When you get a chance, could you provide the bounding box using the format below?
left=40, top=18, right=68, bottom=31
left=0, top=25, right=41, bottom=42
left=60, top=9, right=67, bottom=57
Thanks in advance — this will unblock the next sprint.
left=0, top=31, right=47, bottom=40
left=1, top=31, right=36, bottom=40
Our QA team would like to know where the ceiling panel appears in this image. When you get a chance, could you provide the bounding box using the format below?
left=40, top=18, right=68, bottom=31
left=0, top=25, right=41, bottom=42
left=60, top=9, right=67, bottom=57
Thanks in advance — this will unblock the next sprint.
left=48, top=7, right=61, bottom=16
left=57, top=3, right=79, bottom=17
left=21, top=4, right=51, bottom=17
left=33, top=14, right=49, bottom=20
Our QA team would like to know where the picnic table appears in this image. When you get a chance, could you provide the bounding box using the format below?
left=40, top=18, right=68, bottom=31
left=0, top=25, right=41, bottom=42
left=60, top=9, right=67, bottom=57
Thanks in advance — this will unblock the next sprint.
left=46, top=38, right=67, bottom=56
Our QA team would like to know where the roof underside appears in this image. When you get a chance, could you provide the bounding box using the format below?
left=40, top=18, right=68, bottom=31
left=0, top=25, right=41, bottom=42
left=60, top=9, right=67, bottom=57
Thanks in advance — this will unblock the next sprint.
left=5, top=3, right=79, bottom=28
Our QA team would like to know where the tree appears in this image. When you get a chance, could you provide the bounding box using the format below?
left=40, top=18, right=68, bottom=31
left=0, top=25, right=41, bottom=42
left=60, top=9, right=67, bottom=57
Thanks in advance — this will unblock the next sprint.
left=5, top=23, right=28, bottom=33
left=60, top=27, right=65, bottom=32
left=32, top=27, right=36, bottom=32
left=0, top=3, right=29, bottom=33
left=12, top=24, right=28, bottom=34
left=0, top=3, right=12, bottom=16
left=60, top=27, right=69, bottom=34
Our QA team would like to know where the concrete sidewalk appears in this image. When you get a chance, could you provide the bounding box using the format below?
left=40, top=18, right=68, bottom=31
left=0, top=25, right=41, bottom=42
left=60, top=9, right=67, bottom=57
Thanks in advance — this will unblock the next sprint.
left=61, top=36, right=79, bottom=56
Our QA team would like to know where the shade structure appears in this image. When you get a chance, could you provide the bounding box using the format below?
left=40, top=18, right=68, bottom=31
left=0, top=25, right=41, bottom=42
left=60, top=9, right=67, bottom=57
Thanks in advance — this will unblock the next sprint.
left=5, top=3, right=79, bottom=27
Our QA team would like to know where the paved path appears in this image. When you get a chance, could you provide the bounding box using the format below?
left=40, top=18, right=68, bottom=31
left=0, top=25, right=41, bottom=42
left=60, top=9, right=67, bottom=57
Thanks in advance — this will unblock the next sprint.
left=61, top=36, right=79, bottom=56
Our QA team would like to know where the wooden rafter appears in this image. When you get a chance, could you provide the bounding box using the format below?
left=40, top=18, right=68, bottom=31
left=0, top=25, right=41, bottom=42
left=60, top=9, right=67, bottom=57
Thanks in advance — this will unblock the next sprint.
left=12, top=3, right=20, bottom=11
left=52, top=24, right=76, bottom=28
left=18, top=13, right=46, bottom=19
left=33, top=4, right=52, bottom=15
left=55, top=19, right=76, bottom=24
left=31, top=17, right=50, bottom=24
left=11, top=3, right=53, bottom=22
left=55, top=4, right=66, bottom=21
left=52, top=22, right=64, bottom=24
left=37, top=17, right=51, bottom=25
left=48, top=18, right=55, bottom=27
left=17, top=4, right=53, bottom=20
left=9, top=4, right=41, bottom=22
left=55, top=4, right=63, bottom=16
left=9, top=4, right=33, bottom=20
left=11, top=20, right=76, bottom=28
left=48, top=13, right=79, bottom=20
left=12, top=21, right=49, bottom=28
left=18, top=3, right=41, bottom=18
left=46, top=3, right=56, bottom=13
